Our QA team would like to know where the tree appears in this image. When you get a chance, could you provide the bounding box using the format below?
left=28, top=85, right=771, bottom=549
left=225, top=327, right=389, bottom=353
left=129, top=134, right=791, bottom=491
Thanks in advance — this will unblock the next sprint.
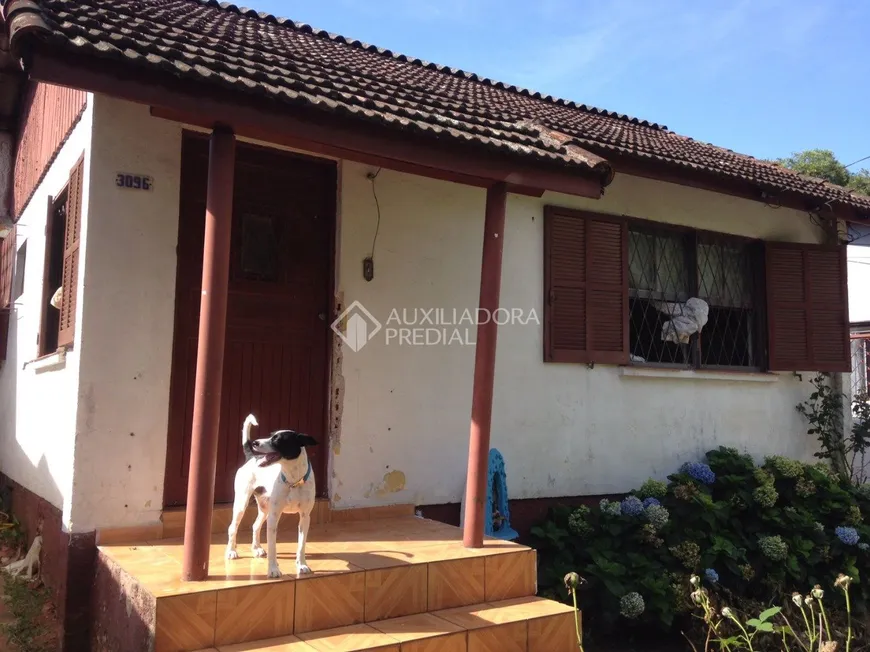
left=848, top=169, right=870, bottom=196
left=777, top=149, right=850, bottom=186
left=776, top=148, right=870, bottom=197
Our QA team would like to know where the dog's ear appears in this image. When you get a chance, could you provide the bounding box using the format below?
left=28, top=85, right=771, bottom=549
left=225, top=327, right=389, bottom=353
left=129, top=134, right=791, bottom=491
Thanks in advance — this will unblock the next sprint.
left=295, top=433, right=318, bottom=448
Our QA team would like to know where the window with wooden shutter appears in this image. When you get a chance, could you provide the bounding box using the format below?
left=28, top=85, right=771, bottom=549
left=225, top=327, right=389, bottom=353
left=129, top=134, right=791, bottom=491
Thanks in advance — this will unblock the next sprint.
left=543, top=207, right=628, bottom=364
left=57, top=157, right=83, bottom=348
left=766, top=242, right=850, bottom=372
left=0, top=227, right=14, bottom=310
left=0, top=227, right=16, bottom=362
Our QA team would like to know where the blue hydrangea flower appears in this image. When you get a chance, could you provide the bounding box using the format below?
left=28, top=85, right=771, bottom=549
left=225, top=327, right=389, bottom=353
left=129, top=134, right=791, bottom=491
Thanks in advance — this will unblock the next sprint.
left=642, top=497, right=661, bottom=508
left=836, top=526, right=860, bottom=546
left=858, top=543, right=869, bottom=552
left=705, top=568, right=719, bottom=584
left=682, top=462, right=716, bottom=485
left=621, top=496, right=644, bottom=517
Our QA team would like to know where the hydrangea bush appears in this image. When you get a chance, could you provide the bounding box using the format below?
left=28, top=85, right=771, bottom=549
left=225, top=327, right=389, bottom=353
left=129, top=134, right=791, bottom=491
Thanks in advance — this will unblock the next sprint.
left=532, top=446, right=870, bottom=638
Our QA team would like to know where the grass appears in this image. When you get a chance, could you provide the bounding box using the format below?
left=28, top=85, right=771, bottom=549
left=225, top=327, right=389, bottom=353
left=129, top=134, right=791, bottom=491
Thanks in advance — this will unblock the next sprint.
left=0, top=576, right=56, bottom=652
left=0, top=510, right=57, bottom=652
left=0, top=512, right=23, bottom=551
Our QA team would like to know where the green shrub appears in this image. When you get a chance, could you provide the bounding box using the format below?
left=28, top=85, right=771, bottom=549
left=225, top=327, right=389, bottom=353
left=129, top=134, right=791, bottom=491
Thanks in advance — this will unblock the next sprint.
left=797, top=372, right=870, bottom=484
left=532, top=447, right=870, bottom=640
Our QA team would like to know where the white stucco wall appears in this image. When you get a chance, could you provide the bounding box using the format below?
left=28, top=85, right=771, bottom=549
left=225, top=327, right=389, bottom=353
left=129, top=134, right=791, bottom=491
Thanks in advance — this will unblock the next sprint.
left=332, top=162, right=825, bottom=509
left=0, top=98, right=93, bottom=520
left=67, top=96, right=182, bottom=531
left=40, top=97, right=834, bottom=529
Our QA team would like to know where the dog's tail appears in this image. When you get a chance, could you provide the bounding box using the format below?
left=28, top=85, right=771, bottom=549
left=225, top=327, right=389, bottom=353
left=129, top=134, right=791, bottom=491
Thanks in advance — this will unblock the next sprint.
left=242, top=414, right=258, bottom=460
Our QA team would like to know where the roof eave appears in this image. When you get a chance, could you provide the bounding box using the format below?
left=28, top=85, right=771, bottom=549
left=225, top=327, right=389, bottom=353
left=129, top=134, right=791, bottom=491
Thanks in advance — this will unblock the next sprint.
left=595, top=148, right=870, bottom=225
left=23, top=43, right=609, bottom=200
left=3, top=0, right=49, bottom=57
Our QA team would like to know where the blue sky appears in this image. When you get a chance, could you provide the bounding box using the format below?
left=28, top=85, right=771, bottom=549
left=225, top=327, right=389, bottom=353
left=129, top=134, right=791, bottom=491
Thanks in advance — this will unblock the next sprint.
left=243, top=0, right=869, bottom=166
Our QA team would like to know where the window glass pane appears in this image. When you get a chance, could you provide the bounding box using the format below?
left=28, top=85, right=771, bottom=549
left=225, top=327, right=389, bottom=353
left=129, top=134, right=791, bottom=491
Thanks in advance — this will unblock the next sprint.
left=13, top=240, right=26, bottom=301
left=656, top=236, right=688, bottom=300
left=241, top=214, right=279, bottom=281
left=628, top=227, right=691, bottom=365
left=629, top=231, right=654, bottom=291
left=698, top=243, right=749, bottom=308
left=696, top=239, right=756, bottom=367
left=628, top=230, right=688, bottom=300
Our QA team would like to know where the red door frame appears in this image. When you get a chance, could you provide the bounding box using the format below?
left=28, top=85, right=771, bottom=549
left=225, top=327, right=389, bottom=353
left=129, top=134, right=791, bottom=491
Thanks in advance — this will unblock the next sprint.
left=163, top=131, right=336, bottom=506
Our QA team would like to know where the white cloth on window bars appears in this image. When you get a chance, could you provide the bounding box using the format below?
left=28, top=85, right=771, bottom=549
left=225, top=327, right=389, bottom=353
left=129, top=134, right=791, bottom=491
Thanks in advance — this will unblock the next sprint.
left=655, top=297, right=709, bottom=344
left=49, top=286, right=62, bottom=310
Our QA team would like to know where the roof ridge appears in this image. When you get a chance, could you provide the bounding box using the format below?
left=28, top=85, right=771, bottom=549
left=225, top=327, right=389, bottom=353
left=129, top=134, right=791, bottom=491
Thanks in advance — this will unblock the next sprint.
left=196, top=0, right=669, bottom=132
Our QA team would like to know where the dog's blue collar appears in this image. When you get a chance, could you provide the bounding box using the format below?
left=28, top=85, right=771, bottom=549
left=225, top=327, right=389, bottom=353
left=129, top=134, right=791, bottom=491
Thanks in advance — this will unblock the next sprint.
left=281, top=460, right=312, bottom=488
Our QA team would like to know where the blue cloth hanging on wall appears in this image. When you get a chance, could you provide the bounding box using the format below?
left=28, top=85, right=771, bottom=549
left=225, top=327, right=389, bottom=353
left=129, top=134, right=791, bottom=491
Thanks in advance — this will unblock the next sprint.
left=486, top=448, right=519, bottom=541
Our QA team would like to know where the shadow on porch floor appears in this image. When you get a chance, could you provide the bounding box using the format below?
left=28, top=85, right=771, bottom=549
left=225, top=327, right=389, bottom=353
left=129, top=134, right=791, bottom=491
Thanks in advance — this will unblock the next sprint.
left=99, top=515, right=530, bottom=598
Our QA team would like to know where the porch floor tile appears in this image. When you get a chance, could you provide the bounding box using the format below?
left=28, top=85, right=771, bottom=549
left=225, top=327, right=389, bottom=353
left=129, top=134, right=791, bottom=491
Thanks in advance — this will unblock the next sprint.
left=99, top=516, right=527, bottom=598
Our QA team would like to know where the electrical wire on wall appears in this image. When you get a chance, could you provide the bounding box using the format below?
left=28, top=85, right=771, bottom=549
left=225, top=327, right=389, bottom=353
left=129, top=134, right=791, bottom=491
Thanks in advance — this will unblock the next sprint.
left=363, top=167, right=382, bottom=281
left=762, top=191, right=870, bottom=246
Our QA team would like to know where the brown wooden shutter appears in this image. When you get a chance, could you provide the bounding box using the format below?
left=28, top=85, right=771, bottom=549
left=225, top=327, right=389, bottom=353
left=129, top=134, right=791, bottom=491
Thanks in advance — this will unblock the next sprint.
left=766, top=242, right=850, bottom=372
left=0, top=227, right=15, bottom=362
left=544, top=207, right=628, bottom=364
left=0, top=227, right=14, bottom=310
left=58, top=157, right=83, bottom=348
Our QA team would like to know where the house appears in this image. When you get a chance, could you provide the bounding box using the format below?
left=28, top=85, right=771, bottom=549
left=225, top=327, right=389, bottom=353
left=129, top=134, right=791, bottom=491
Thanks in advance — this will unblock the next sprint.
left=0, top=0, right=866, bottom=650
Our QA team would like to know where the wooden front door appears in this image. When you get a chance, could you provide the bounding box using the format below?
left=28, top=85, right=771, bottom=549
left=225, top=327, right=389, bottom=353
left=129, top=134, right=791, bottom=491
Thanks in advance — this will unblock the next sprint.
left=164, top=134, right=335, bottom=505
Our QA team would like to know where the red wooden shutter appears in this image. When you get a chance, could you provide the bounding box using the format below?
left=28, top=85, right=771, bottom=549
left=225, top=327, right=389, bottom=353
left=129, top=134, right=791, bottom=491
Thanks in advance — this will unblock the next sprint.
left=766, top=242, right=850, bottom=372
left=544, top=207, right=628, bottom=364
left=0, top=227, right=15, bottom=362
left=58, top=157, right=83, bottom=348
left=0, top=227, right=14, bottom=310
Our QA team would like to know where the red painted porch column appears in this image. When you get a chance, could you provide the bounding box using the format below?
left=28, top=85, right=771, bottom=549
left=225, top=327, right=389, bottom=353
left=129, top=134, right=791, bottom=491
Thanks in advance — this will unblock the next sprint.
left=182, top=126, right=236, bottom=581
left=463, top=182, right=507, bottom=548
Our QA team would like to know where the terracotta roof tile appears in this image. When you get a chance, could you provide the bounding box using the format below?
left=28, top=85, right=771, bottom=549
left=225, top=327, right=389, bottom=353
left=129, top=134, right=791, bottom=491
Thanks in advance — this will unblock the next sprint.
left=7, top=0, right=870, bottom=214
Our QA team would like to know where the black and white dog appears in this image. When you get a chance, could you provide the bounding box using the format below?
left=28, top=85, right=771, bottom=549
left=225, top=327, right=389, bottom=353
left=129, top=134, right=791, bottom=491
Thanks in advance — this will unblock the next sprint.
left=225, top=414, right=318, bottom=578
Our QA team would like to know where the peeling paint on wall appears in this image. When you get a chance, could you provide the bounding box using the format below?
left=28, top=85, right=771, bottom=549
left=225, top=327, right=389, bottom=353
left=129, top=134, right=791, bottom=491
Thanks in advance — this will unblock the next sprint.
left=327, top=290, right=346, bottom=505
left=364, top=470, right=407, bottom=499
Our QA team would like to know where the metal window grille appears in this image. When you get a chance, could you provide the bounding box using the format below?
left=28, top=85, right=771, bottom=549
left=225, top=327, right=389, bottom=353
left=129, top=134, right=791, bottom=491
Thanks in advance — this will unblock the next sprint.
left=852, top=336, right=870, bottom=396
left=628, top=225, right=759, bottom=369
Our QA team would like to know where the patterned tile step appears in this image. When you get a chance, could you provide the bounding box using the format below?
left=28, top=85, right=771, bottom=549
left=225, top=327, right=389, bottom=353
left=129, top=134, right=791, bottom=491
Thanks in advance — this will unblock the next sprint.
left=192, top=597, right=578, bottom=652
left=105, top=516, right=541, bottom=650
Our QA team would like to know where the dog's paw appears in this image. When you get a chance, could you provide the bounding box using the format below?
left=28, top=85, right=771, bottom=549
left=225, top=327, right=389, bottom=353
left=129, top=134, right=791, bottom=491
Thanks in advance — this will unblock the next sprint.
left=252, top=546, right=267, bottom=558
left=296, top=563, right=312, bottom=575
left=225, top=549, right=239, bottom=560
left=267, top=565, right=282, bottom=579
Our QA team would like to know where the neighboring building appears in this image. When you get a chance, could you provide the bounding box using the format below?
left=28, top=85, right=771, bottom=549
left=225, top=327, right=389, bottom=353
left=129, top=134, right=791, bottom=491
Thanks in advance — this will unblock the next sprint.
left=848, top=227, right=870, bottom=397
left=0, top=1, right=866, bottom=648
left=853, top=320, right=870, bottom=398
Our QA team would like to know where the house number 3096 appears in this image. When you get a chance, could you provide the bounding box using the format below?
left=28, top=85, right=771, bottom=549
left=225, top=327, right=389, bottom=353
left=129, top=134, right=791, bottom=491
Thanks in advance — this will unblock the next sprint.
left=116, top=173, right=153, bottom=191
